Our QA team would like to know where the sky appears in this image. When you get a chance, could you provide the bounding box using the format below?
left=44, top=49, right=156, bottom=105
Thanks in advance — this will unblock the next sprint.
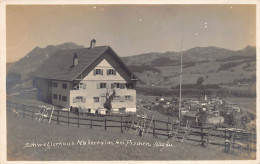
left=6, top=5, right=256, bottom=63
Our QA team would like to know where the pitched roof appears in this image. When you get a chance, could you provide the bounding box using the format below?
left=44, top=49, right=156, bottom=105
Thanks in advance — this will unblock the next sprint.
left=34, top=46, right=108, bottom=81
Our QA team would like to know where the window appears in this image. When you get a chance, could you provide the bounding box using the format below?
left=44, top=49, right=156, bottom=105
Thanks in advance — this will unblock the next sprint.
left=59, top=95, right=61, bottom=100
left=93, top=69, right=103, bottom=75
left=62, top=83, right=67, bottom=89
left=62, top=96, right=67, bottom=102
left=73, top=96, right=86, bottom=103
left=100, top=83, right=106, bottom=88
left=79, top=83, right=86, bottom=89
left=53, top=82, right=58, bottom=88
left=53, top=94, right=57, bottom=99
left=107, top=69, right=116, bottom=75
left=125, top=95, right=131, bottom=101
left=113, top=83, right=120, bottom=88
left=93, top=97, right=99, bottom=103
left=49, top=82, right=52, bottom=87
left=76, top=96, right=83, bottom=102
left=113, top=96, right=120, bottom=101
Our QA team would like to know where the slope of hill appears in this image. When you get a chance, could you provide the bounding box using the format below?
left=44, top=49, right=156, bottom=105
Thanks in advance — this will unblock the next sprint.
left=7, top=107, right=247, bottom=160
left=8, top=42, right=85, bottom=80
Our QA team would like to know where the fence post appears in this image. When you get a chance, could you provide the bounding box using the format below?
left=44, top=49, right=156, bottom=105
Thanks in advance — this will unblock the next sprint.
left=23, top=104, right=25, bottom=118
left=167, top=117, right=169, bottom=138
left=224, top=131, right=227, bottom=152
left=90, top=115, right=92, bottom=129
left=246, top=132, right=250, bottom=154
left=77, top=111, right=80, bottom=127
left=121, top=115, right=123, bottom=133
left=68, top=110, right=70, bottom=126
left=232, top=131, right=236, bottom=154
left=57, top=110, right=59, bottom=124
left=105, top=116, right=107, bottom=130
left=228, top=131, right=231, bottom=153
left=153, top=120, right=155, bottom=137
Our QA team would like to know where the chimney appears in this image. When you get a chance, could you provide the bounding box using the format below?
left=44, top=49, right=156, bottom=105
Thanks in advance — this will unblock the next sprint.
left=73, top=53, right=78, bottom=66
left=90, top=39, right=96, bottom=48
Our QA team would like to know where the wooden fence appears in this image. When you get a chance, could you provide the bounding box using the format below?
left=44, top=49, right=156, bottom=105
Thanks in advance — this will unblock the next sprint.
left=7, top=101, right=256, bottom=155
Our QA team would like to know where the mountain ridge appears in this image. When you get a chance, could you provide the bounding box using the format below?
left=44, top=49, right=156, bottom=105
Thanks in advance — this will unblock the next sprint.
left=7, top=42, right=256, bottom=89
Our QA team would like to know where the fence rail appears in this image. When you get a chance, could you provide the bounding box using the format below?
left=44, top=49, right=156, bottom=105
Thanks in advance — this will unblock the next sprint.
left=7, top=101, right=256, bottom=154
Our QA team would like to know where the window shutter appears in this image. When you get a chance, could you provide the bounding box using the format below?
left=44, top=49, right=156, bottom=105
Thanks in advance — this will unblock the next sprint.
left=114, top=70, right=116, bottom=75
left=73, top=97, right=76, bottom=103
left=119, top=83, right=124, bottom=89
left=107, top=69, right=109, bottom=75
left=93, top=69, right=96, bottom=75
left=83, top=83, right=86, bottom=89
left=111, top=83, right=114, bottom=89
left=130, top=96, right=133, bottom=101
left=97, top=83, right=100, bottom=89
left=101, top=69, right=103, bottom=75
left=106, top=83, right=109, bottom=89
left=82, top=97, right=86, bottom=103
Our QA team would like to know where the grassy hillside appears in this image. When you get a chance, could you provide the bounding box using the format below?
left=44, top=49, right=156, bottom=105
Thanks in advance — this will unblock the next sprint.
left=123, top=46, right=256, bottom=90
left=8, top=111, right=249, bottom=161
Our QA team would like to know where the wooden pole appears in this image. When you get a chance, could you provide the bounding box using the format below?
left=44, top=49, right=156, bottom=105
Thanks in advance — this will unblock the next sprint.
left=77, top=111, right=80, bottom=127
left=90, top=115, right=92, bottom=129
left=68, top=110, right=69, bottom=126
left=105, top=116, right=107, bottom=130
left=57, top=110, right=59, bottom=124
left=179, top=39, right=183, bottom=120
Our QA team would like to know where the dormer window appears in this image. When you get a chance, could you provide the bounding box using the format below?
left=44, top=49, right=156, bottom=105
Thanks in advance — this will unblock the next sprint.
left=93, top=69, right=103, bottom=75
left=107, top=69, right=116, bottom=75
left=79, top=83, right=86, bottom=89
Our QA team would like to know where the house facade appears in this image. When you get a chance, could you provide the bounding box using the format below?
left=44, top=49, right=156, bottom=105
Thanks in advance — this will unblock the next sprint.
left=34, top=40, right=138, bottom=113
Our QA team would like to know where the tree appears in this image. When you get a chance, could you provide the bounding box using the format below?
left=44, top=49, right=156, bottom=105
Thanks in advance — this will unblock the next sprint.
left=226, top=113, right=235, bottom=127
left=104, top=98, right=112, bottom=111
left=196, top=109, right=207, bottom=127
left=103, top=89, right=116, bottom=111
left=196, top=76, right=204, bottom=86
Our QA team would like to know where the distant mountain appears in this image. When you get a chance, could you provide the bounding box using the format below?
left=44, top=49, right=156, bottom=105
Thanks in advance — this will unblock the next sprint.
left=122, top=46, right=256, bottom=66
left=7, top=43, right=256, bottom=91
left=122, top=45, right=256, bottom=87
left=8, top=42, right=85, bottom=80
